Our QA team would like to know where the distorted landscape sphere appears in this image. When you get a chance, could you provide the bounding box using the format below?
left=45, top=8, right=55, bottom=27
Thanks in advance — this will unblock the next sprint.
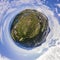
left=11, top=9, right=49, bottom=48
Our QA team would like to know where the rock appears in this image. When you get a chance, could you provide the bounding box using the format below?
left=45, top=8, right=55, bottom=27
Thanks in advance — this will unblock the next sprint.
left=11, top=9, right=50, bottom=48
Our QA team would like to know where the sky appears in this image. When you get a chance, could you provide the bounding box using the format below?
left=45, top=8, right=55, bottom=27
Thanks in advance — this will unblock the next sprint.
left=0, top=0, right=60, bottom=60
left=43, top=0, right=60, bottom=22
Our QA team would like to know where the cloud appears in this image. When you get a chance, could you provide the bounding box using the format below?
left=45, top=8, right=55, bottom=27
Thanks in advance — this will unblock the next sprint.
left=20, top=0, right=31, bottom=3
left=0, top=54, right=10, bottom=60
left=56, top=4, right=60, bottom=8
left=37, top=45, right=60, bottom=60
left=14, top=0, right=35, bottom=4
left=58, top=14, right=60, bottom=17
left=0, top=0, right=60, bottom=60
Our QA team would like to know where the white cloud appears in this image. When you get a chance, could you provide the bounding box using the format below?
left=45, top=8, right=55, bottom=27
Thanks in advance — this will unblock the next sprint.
left=56, top=4, right=60, bottom=8
left=55, top=7, right=60, bottom=16
left=19, top=0, right=35, bottom=3
left=55, top=8, right=58, bottom=13
left=58, top=14, right=60, bottom=17
left=0, top=54, right=10, bottom=60
left=20, top=0, right=30, bottom=3
left=37, top=45, right=60, bottom=60
left=0, top=0, right=60, bottom=60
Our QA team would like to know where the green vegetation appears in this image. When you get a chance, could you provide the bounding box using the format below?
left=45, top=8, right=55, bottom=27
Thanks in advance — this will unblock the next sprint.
left=11, top=9, right=49, bottom=47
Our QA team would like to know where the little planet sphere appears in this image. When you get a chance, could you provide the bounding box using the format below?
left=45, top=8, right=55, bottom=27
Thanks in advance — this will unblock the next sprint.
left=11, top=9, right=49, bottom=48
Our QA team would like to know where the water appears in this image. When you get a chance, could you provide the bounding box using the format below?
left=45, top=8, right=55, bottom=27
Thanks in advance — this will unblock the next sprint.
left=0, top=0, right=60, bottom=60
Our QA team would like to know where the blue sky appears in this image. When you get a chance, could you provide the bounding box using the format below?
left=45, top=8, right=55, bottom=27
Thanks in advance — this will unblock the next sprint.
left=38, top=0, right=60, bottom=21
left=9, top=0, right=60, bottom=20
left=0, top=0, right=60, bottom=60
left=43, top=0, right=60, bottom=23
